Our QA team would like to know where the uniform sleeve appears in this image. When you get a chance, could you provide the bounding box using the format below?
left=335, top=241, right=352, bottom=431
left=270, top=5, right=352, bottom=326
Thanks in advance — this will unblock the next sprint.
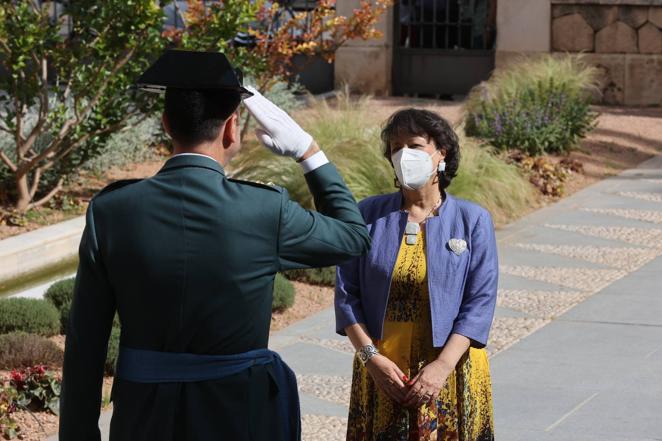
left=451, top=210, right=499, bottom=348
left=59, top=201, right=116, bottom=441
left=277, top=163, right=370, bottom=270
left=334, top=256, right=367, bottom=335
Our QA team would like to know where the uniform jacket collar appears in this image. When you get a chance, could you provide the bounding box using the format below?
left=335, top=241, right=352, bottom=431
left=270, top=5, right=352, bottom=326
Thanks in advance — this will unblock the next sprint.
left=159, top=154, right=226, bottom=176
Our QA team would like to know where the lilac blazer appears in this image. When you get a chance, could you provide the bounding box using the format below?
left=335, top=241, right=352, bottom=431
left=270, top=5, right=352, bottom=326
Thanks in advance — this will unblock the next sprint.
left=334, top=191, right=498, bottom=348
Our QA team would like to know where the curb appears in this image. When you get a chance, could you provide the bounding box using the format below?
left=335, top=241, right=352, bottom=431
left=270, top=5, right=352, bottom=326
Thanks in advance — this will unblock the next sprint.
left=0, top=215, right=84, bottom=286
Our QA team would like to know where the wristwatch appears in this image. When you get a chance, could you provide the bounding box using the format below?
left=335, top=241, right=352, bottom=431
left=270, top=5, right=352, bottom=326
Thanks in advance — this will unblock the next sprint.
left=357, top=344, right=379, bottom=366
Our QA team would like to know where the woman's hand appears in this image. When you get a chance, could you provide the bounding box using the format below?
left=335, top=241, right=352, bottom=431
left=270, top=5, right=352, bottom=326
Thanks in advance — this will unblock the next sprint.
left=402, top=360, right=453, bottom=408
left=365, top=354, right=408, bottom=403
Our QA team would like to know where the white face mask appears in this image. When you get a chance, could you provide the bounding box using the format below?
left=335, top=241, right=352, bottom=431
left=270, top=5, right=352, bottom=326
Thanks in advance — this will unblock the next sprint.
left=391, top=147, right=443, bottom=190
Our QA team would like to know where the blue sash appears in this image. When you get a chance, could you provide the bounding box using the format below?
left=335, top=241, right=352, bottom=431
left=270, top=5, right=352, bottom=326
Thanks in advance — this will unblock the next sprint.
left=116, top=346, right=301, bottom=441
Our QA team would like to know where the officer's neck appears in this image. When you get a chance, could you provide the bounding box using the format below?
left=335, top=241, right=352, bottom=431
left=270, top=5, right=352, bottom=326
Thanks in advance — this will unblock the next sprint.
left=173, top=143, right=222, bottom=164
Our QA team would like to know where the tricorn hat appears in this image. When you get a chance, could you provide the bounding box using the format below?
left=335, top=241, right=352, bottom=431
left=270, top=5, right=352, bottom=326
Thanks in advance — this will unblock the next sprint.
left=136, top=49, right=253, bottom=99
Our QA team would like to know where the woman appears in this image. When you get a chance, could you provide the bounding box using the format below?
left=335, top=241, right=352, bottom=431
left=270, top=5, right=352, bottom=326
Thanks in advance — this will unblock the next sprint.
left=335, top=108, right=498, bottom=441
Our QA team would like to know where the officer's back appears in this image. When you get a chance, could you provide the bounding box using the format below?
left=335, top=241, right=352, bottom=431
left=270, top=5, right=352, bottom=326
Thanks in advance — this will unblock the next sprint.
left=59, top=52, right=370, bottom=441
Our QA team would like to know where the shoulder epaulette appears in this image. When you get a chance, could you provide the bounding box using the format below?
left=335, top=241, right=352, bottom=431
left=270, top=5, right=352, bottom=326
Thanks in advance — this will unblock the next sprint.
left=95, top=179, right=143, bottom=198
left=227, top=177, right=282, bottom=193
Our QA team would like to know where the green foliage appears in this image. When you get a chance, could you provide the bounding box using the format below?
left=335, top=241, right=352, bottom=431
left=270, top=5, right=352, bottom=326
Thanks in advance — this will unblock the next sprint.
left=82, top=117, right=160, bottom=176
left=44, top=277, right=75, bottom=334
left=272, top=274, right=295, bottom=312
left=0, top=1, right=165, bottom=210
left=9, top=365, right=60, bottom=415
left=105, top=325, right=121, bottom=376
left=448, top=132, right=538, bottom=225
left=284, top=267, right=336, bottom=287
left=0, top=299, right=60, bottom=337
left=0, top=333, right=63, bottom=370
left=0, top=383, right=19, bottom=440
left=464, top=54, right=600, bottom=155
left=44, top=278, right=75, bottom=312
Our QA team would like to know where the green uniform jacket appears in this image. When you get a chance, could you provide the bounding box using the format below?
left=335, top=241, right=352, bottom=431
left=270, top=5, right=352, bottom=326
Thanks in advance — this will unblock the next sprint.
left=59, top=154, right=370, bottom=441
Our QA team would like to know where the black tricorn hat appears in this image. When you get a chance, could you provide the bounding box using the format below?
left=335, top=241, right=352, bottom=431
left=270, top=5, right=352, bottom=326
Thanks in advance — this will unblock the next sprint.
left=136, top=49, right=253, bottom=99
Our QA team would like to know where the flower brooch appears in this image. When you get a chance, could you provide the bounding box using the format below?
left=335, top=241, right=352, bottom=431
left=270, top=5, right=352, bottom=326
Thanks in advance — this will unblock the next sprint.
left=448, top=238, right=467, bottom=255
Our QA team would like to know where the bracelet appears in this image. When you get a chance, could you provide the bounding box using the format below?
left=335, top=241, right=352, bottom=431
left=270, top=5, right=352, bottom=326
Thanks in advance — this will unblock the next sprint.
left=356, top=344, right=379, bottom=366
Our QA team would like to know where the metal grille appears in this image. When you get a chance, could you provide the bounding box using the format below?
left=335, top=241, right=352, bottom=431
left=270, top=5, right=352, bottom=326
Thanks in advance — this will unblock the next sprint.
left=398, top=0, right=495, bottom=50
left=392, top=0, right=496, bottom=96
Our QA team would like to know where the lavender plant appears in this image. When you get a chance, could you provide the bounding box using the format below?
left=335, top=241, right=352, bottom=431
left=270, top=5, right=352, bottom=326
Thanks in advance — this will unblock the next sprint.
left=465, top=55, right=599, bottom=156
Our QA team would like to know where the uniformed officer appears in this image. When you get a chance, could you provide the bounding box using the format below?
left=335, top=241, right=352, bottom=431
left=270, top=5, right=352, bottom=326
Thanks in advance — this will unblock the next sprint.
left=59, top=50, right=371, bottom=441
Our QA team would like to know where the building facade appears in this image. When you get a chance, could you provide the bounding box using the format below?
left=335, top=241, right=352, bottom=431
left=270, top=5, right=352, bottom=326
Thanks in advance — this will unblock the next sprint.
left=336, top=0, right=662, bottom=105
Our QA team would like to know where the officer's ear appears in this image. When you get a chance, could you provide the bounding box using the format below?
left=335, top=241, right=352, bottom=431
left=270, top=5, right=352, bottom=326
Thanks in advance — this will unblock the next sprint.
left=222, top=112, right=239, bottom=149
left=161, top=113, right=173, bottom=139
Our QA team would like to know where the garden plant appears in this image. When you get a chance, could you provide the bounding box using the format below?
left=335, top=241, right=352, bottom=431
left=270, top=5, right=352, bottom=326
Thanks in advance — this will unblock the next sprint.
left=0, top=0, right=389, bottom=213
left=464, top=55, right=600, bottom=156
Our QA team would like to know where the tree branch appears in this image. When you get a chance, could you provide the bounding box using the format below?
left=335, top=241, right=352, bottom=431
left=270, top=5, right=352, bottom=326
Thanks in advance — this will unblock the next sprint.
left=0, top=150, right=17, bottom=172
left=40, top=113, right=136, bottom=173
left=27, top=177, right=64, bottom=209
left=22, top=47, right=137, bottom=174
left=29, top=167, right=42, bottom=198
left=20, top=54, right=50, bottom=156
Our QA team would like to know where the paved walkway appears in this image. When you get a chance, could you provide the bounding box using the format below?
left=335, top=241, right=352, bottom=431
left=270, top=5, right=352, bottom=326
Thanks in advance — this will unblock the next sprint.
left=47, top=155, right=662, bottom=441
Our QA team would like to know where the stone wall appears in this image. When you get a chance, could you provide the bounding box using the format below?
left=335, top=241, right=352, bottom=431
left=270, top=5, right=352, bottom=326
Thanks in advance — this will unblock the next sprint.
left=551, top=3, right=662, bottom=105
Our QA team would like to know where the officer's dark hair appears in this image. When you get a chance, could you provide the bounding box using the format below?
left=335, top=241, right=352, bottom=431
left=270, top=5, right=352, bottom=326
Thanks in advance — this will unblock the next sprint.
left=164, top=88, right=241, bottom=147
left=381, top=108, right=460, bottom=190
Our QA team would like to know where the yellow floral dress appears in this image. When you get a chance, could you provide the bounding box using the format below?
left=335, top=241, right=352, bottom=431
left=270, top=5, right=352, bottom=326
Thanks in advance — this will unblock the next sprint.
left=346, top=229, right=495, bottom=441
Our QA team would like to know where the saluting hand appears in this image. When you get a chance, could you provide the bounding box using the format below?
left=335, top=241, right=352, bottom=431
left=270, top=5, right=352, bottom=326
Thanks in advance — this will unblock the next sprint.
left=243, top=85, right=313, bottom=160
left=365, top=354, right=409, bottom=404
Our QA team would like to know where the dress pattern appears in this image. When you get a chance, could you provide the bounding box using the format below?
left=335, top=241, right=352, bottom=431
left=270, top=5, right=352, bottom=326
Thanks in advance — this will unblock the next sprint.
left=346, top=228, right=495, bottom=441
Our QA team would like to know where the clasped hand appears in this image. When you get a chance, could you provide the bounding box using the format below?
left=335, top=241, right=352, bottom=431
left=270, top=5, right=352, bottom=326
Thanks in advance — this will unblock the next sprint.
left=366, top=355, right=452, bottom=408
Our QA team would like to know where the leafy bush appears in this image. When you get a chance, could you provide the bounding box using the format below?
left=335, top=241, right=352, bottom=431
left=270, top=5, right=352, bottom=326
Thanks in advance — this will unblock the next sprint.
left=0, top=299, right=60, bottom=337
left=9, top=365, right=60, bottom=415
left=0, top=384, right=19, bottom=439
left=0, top=333, right=63, bottom=370
left=82, top=117, right=160, bottom=176
left=105, top=325, right=121, bottom=376
left=44, top=278, right=75, bottom=334
left=272, top=274, right=295, bottom=312
left=284, top=267, right=336, bottom=287
left=464, top=54, right=599, bottom=155
left=448, top=132, right=538, bottom=225
left=44, top=278, right=75, bottom=312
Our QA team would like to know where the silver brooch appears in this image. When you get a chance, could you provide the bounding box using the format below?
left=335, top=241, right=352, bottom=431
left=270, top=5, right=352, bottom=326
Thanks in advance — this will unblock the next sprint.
left=448, top=238, right=467, bottom=255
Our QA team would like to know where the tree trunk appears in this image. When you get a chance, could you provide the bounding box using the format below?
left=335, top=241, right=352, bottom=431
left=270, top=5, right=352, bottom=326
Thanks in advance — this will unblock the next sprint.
left=15, top=171, right=31, bottom=212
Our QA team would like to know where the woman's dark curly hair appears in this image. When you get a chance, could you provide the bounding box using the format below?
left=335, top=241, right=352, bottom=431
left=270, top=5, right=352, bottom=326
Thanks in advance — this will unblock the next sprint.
left=381, top=108, right=460, bottom=190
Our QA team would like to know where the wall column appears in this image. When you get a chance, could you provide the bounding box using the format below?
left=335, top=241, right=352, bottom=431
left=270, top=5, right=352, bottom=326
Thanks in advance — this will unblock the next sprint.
left=334, top=1, right=394, bottom=95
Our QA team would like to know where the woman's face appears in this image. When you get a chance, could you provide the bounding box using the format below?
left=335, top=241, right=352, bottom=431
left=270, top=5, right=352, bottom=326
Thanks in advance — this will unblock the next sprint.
left=389, top=132, right=446, bottom=166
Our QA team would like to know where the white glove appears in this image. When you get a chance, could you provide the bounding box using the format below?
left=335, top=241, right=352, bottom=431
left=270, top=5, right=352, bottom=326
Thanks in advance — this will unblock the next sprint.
left=243, top=85, right=313, bottom=160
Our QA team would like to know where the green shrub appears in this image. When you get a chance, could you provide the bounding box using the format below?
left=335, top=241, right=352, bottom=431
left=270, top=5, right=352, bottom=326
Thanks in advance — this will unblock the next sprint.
left=284, top=267, right=336, bottom=287
left=82, top=117, right=160, bottom=176
left=0, top=333, right=64, bottom=369
left=0, top=298, right=60, bottom=337
left=105, top=325, right=121, bottom=376
left=272, top=274, right=295, bottom=312
left=44, top=277, right=76, bottom=334
left=448, top=132, right=538, bottom=225
left=59, top=302, right=71, bottom=335
left=464, top=54, right=599, bottom=155
left=44, top=278, right=75, bottom=312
